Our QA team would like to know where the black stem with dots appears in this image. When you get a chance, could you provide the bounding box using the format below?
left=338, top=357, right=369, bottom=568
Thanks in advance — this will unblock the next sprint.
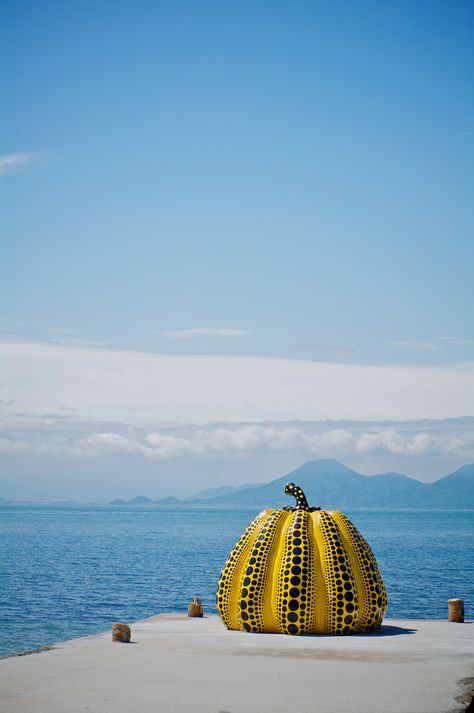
left=283, top=482, right=321, bottom=512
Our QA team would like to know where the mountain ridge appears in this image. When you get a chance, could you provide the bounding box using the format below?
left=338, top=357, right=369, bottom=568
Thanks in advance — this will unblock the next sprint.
left=188, top=483, right=259, bottom=500
left=3, top=460, right=471, bottom=509
left=105, top=459, right=474, bottom=510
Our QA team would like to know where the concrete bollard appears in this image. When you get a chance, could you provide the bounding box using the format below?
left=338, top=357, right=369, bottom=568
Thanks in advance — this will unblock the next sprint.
left=448, top=599, right=464, bottom=622
left=112, top=622, right=131, bottom=642
left=188, top=596, right=203, bottom=617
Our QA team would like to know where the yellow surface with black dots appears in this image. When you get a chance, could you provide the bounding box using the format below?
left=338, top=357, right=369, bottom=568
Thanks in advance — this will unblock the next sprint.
left=216, top=493, right=387, bottom=635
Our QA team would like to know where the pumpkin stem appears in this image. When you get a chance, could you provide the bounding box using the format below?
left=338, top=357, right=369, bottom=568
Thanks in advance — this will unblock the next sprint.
left=284, top=482, right=320, bottom=511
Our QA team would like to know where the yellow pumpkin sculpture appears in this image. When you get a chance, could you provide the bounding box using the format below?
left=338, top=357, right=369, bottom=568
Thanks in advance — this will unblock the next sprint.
left=216, top=482, right=387, bottom=635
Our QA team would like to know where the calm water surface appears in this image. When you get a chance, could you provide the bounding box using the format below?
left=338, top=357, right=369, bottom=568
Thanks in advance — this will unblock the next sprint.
left=0, top=506, right=472, bottom=657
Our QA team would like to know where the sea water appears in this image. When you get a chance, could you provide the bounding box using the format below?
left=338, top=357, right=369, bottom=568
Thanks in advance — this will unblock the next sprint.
left=0, top=506, right=472, bottom=657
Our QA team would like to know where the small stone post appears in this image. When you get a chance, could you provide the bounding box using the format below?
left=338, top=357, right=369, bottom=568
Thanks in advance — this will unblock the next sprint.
left=112, top=622, right=131, bottom=641
left=188, top=596, right=203, bottom=617
left=448, top=599, right=464, bottom=622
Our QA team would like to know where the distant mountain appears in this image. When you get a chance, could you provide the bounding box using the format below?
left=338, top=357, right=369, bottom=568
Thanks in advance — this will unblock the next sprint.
left=190, top=483, right=258, bottom=500
left=194, top=459, right=474, bottom=510
left=154, top=496, right=183, bottom=506
left=109, top=495, right=166, bottom=506
left=108, top=485, right=258, bottom=507
left=128, top=495, right=154, bottom=505
left=106, top=460, right=474, bottom=510
left=427, top=464, right=474, bottom=509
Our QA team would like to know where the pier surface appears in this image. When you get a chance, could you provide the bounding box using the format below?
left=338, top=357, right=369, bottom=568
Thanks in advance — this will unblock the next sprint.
left=0, top=615, right=473, bottom=713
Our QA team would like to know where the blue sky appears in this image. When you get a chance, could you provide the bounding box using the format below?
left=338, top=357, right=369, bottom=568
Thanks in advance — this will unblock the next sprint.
left=2, top=0, right=473, bottom=363
left=0, top=2, right=473, bottom=498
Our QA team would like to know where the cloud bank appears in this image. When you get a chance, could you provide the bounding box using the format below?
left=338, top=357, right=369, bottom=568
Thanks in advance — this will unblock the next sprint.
left=0, top=338, right=473, bottom=425
left=2, top=422, right=470, bottom=461
left=388, top=336, right=474, bottom=351
left=63, top=424, right=474, bottom=460
left=157, top=327, right=251, bottom=338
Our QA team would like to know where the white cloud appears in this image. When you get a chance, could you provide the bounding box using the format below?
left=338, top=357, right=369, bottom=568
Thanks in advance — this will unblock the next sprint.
left=0, top=319, right=102, bottom=347
left=157, top=327, right=251, bottom=338
left=72, top=432, right=166, bottom=457
left=295, top=343, right=355, bottom=356
left=355, top=430, right=433, bottom=455
left=8, top=422, right=470, bottom=461
left=192, top=425, right=311, bottom=453
left=388, top=341, right=440, bottom=351
left=318, top=429, right=355, bottom=449
left=0, top=152, right=42, bottom=178
left=388, top=336, right=474, bottom=352
left=442, top=436, right=474, bottom=456
left=146, top=432, right=192, bottom=457
left=436, top=337, right=474, bottom=347
left=0, top=319, right=71, bottom=334
left=0, top=437, right=31, bottom=453
left=50, top=338, right=106, bottom=347
left=74, top=426, right=312, bottom=459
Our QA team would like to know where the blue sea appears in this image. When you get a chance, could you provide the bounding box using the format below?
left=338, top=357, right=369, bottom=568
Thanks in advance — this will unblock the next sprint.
left=0, top=506, right=472, bottom=657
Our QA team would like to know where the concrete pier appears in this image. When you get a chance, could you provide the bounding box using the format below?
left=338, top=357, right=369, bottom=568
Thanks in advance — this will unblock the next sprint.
left=0, top=615, right=473, bottom=713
